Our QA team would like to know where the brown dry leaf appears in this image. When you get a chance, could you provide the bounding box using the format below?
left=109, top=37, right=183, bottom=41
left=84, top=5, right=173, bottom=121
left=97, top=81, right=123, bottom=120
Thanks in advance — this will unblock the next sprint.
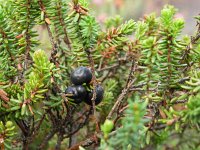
left=16, top=34, right=23, bottom=39
left=0, top=89, right=9, bottom=102
left=167, top=117, right=179, bottom=126
left=50, top=77, right=54, bottom=83
left=0, top=82, right=6, bottom=86
left=2, top=103, right=9, bottom=108
left=166, top=119, right=175, bottom=126
left=173, top=104, right=187, bottom=111
left=17, top=63, right=23, bottom=71
left=158, top=50, right=163, bottom=55
left=45, top=18, right=51, bottom=24
left=159, top=108, right=167, bottom=119
left=0, top=139, right=4, bottom=150
left=28, top=104, right=34, bottom=115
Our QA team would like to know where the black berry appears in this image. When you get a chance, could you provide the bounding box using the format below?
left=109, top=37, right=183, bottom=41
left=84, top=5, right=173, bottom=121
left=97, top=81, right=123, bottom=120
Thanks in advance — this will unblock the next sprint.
left=65, top=85, right=87, bottom=104
left=75, top=85, right=87, bottom=99
left=65, top=86, right=77, bottom=99
left=70, top=66, right=92, bottom=85
left=84, top=85, right=104, bottom=106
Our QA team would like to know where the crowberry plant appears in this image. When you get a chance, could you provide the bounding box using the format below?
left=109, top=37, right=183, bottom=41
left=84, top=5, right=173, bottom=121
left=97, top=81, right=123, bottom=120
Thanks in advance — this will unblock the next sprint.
left=0, top=0, right=199, bottom=150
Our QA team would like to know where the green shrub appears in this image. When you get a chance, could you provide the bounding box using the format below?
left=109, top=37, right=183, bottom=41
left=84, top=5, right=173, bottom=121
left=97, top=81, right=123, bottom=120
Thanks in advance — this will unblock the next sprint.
left=0, top=0, right=199, bottom=149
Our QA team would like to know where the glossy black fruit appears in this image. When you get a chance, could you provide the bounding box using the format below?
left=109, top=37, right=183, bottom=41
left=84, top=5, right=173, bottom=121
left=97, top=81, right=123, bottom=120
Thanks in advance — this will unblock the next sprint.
left=75, top=85, right=87, bottom=99
left=84, top=85, right=104, bottom=106
left=65, top=85, right=87, bottom=104
left=70, top=66, right=92, bottom=85
left=65, top=86, right=77, bottom=99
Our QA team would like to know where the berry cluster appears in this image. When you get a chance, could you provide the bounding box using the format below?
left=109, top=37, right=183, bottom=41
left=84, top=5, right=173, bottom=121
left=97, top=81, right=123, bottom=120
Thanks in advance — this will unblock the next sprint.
left=65, top=66, right=104, bottom=105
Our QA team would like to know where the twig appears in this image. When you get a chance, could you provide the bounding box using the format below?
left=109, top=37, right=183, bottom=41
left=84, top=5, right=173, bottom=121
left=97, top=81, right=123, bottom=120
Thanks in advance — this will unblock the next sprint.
left=171, top=99, right=188, bottom=104
left=107, top=59, right=136, bottom=120
left=15, top=120, right=28, bottom=137
left=72, top=107, right=92, bottom=124
left=15, top=120, right=32, bottom=150
left=55, top=133, right=63, bottom=150
left=98, top=63, right=119, bottom=72
left=125, top=58, right=135, bottom=87
left=55, top=1, right=71, bottom=50
left=31, top=113, right=46, bottom=140
left=130, top=88, right=156, bottom=92
left=177, top=77, right=190, bottom=84
left=38, top=0, right=58, bottom=65
left=97, top=57, right=128, bottom=72
left=85, top=49, right=99, bottom=132
left=181, top=19, right=200, bottom=64
left=30, top=116, right=35, bottom=137
left=38, top=130, right=56, bottom=150
left=68, top=134, right=98, bottom=150
left=107, top=79, right=136, bottom=120
left=131, top=81, right=158, bottom=89
left=119, top=104, right=129, bottom=114
left=149, top=124, right=166, bottom=131
left=130, top=77, right=190, bottom=90
left=64, top=108, right=92, bottom=139
left=22, top=0, right=32, bottom=83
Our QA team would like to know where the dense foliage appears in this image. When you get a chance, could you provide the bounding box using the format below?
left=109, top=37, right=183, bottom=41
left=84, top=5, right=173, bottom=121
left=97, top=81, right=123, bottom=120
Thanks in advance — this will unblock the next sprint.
left=0, top=0, right=199, bottom=150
